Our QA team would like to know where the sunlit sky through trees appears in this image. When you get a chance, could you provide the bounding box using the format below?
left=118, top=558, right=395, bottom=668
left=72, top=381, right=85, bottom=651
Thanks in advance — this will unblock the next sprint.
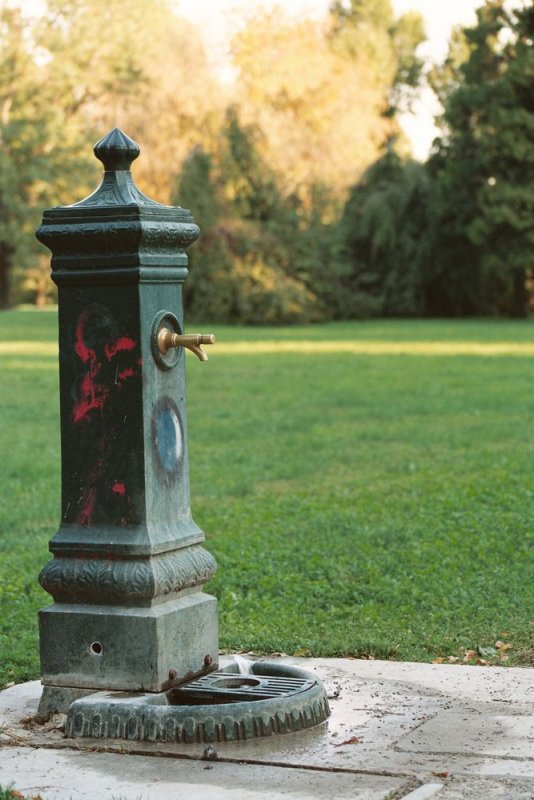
left=19, top=0, right=481, bottom=158
left=176, top=0, right=481, bottom=159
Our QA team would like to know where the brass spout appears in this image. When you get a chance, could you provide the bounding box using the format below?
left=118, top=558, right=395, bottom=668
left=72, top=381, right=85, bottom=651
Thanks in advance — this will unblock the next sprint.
left=158, top=329, right=215, bottom=361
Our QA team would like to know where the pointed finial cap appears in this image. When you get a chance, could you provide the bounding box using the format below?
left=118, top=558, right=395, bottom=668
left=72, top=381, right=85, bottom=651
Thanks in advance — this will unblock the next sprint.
left=36, top=127, right=200, bottom=273
left=94, top=128, right=140, bottom=171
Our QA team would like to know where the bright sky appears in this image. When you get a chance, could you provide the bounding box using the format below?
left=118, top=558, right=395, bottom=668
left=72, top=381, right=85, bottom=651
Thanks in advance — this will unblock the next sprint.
left=176, top=0, right=481, bottom=159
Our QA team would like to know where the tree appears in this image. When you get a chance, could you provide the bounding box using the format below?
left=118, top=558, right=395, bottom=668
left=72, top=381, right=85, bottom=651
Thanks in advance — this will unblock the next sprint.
left=0, top=5, right=60, bottom=307
left=175, top=110, right=321, bottom=325
left=36, top=0, right=223, bottom=203
left=329, top=0, right=425, bottom=117
left=230, top=7, right=404, bottom=207
left=427, top=1, right=534, bottom=317
left=338, top=146, right=431, bottom=317
left=221, top=107, right=285, bottom=224
left=0, top=0, right=222, bottom=306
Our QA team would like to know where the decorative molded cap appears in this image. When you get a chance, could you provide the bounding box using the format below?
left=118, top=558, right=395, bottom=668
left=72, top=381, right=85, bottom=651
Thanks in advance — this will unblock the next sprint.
left=35, top=128, right=200, bottom=275
left=94, top=128, right=140, bottom=171
left=68, top=127, right=169, bottom=210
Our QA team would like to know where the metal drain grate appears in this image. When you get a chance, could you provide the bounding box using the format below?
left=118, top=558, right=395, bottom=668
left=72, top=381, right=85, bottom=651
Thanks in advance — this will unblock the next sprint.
left=65, top=661, right=331, bottom=743
left=169, top=671, right=316, bottom=704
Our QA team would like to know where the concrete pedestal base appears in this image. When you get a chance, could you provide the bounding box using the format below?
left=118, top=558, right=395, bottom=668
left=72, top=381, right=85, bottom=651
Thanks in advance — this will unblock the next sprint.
left=39, top=591, right=218, bottom=705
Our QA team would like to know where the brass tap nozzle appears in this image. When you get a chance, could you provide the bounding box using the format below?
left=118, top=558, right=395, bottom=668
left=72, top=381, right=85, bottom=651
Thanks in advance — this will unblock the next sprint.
left=157, top=328, right=215, bottom=361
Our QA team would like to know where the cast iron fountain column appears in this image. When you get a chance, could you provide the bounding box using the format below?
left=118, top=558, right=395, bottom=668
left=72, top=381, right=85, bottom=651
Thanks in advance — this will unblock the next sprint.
left=36, top=129, right=218, bottom=711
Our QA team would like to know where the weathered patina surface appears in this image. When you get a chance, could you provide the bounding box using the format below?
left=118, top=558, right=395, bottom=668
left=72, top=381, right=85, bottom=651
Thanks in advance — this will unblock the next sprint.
left=36, top=129, right=218, bottom=709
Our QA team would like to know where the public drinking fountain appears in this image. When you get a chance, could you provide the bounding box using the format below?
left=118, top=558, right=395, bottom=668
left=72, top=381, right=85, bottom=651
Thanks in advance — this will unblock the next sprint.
left=35, top=129, right=330, bottom=744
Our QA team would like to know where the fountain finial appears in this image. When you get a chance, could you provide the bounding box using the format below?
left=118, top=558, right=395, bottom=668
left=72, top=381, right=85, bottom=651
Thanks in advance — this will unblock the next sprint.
left=94, top=128, right=140, bottom=172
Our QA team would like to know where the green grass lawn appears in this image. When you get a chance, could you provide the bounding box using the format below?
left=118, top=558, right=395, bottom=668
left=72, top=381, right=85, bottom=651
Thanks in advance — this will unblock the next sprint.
left=0, top=310, right=533, bottom=687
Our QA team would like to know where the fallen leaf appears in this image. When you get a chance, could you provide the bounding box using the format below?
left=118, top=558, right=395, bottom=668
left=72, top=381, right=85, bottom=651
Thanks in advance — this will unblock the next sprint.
left=432, top=771, right=449, bottom=778
left=477, top=646, right=497, bottom=658
left=447, top=656, right=460, bottom=663
left=292, top=648, right=312, bottom=657
left=335, top=735, right=361, bottom=746
left=463, top=649, right=477, bottom=662
left=495, top=641, right=512, bottom=651
left=432, top=658, right=445, bottom=664
left=40, top=713, right=66, bottom=732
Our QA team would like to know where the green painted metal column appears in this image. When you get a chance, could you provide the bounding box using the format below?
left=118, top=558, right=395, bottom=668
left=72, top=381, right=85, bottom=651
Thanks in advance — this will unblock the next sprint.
left=35, top=129, right=218, bottom=710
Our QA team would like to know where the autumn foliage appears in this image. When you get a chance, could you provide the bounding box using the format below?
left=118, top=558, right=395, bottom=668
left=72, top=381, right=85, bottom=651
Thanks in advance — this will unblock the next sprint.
left=0, top=0, right=532, bottom=319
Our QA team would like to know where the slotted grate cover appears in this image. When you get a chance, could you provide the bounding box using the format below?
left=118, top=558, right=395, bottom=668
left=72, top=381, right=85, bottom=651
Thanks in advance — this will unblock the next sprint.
left=170, top=670, right=315, bottom=703
left=65, top=661, right=330, bottom=743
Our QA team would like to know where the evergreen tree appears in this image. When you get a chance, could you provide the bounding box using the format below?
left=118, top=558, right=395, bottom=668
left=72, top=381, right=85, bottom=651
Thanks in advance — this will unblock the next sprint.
left=222, top=107, right=284, bottom=224
left=427, top=1, right=534, bottom=317
left=338, top=146, right=431, bottom=317
left=176, top=113, right=320, bottom=325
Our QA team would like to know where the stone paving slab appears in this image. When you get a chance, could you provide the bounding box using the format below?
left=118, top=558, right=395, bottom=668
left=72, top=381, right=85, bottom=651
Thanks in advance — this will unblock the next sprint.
left=0, top=747, right=406, bottom=800
left=0, top=658, right=533, bottom=799
left=396, top=709, right=534, bottom=759
left=421, top=777, right=534, bottom=799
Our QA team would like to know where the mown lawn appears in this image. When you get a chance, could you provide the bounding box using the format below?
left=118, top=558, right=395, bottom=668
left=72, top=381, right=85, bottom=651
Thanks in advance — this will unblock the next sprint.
left=0, top=310, right=533, bottom=686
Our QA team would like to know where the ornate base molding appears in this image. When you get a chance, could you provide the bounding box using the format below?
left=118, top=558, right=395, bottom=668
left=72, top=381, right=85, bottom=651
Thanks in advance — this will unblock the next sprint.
left=39, top=545, right=217, bottom=604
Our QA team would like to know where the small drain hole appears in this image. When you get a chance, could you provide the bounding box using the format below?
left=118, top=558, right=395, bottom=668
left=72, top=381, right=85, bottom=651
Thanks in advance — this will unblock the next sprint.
left=211, top=677, right=261, bottom=689
left=90, top=641, right=103, bottom=655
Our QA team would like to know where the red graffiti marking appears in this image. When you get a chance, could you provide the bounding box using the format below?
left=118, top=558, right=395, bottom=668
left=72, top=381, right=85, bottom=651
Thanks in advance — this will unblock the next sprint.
left=74, top=311, right=95, bottom=366
left=72, top=313, right=138, bottom=423
left=105, top=336, right=136, bottom=361
left=73, top=373, right=109, bottom=423
left=74, top=453, right=105, bottom=526
left=112, top=482, right=133, bottom=527
left=75, top=487, right=97, bottom=525
left=74, top=309, right=97, bottom=364
left=72, top=310, right=109, bottom=423
left=70, top=309, right=139, bottom=525
left=117, top=367, right=135, bottom=383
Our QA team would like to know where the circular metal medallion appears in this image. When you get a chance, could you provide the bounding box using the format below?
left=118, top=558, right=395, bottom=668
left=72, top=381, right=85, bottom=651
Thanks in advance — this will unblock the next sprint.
left=152, top=396, right=184, bottom=480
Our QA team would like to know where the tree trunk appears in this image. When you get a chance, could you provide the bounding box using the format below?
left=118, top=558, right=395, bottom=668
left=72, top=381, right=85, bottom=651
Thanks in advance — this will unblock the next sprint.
left=510, top=268, right=528, bottom=319
left=0, top=243, right=13, bottom=309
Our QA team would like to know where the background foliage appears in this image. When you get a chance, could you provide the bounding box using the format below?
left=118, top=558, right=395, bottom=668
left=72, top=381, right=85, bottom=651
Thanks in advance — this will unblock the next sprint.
left=0, top=0, right=533, bottom=320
